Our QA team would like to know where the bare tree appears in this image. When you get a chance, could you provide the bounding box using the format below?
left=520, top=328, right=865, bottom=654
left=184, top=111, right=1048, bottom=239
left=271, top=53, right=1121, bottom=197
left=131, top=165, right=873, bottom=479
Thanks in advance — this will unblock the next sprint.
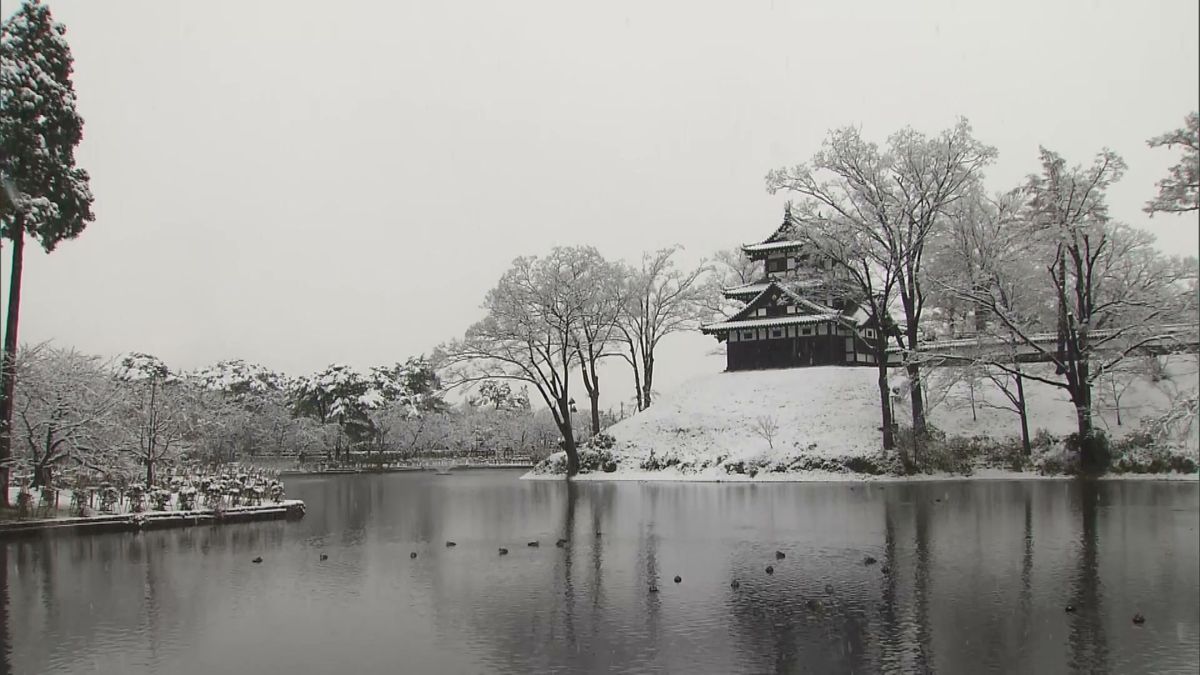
left=616, top=246, right=707, bottom=410
left=437, top=249, right=589, bottom=476
left=1145, top=111, right=1199, bottom=215
left=751, top=415, right=779, bottom=449
left=801, top=217, right=904, bottom=451
left=567, top=247, right=625, bottom=436
left=926, top=191, right=1040, bottom=454
left=12, top=344, right=122, bottom=486
left=767, top=119, right=997, bottom=438
left=114, top=353, right=199, bottom=486
left=948, top=148, right=1198, bottom=471
left=696, top=246, right=762, bottom=322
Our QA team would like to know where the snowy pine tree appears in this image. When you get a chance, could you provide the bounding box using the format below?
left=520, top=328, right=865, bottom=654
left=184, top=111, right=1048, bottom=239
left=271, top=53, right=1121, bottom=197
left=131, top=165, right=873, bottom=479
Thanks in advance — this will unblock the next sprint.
left=0, top=1, right=95, bottom=504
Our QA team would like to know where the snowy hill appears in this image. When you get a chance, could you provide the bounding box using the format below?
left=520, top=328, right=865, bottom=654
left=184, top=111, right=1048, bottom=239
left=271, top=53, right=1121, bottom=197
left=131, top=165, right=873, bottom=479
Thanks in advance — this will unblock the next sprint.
left=531, top=355, right=1198, bottom=481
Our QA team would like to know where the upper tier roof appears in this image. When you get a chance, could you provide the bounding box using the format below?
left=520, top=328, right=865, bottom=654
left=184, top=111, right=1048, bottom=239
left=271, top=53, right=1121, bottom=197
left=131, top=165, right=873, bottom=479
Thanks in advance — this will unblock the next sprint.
left=741, top=204, right=803, bottom=255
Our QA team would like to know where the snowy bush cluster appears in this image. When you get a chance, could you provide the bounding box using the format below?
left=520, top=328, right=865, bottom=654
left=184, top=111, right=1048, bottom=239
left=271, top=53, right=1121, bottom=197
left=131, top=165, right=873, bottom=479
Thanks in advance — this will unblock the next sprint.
left=13, top=464, right=287, bottom=519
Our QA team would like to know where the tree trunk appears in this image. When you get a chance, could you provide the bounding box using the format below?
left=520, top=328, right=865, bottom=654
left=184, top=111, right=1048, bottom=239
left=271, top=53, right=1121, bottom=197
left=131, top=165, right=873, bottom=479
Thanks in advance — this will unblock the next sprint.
left=589, top=390, right=600, bottom=437
left=557, top=399, right=579, bottom=477
left=628, top=344, right=644, bottom=411
left=0, top=219, right=25, bottom=507
left=906, top=360, right=926, bottom=436
left=642, top=355, right=655, bottom=409
left=876, top=362, right=895, bottom=451
left=1073, top=363, right=1103, bottom=474
left=1015, top=371, right=1031, bottom=457
left=146, top=457, right=156, bottom=487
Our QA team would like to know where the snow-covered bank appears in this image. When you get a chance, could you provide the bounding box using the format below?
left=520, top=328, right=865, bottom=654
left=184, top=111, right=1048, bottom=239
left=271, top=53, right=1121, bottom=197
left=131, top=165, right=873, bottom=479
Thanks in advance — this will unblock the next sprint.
left=0, top=500, right=306, bottom=538
left=526, top=356, right=1199, bottom=481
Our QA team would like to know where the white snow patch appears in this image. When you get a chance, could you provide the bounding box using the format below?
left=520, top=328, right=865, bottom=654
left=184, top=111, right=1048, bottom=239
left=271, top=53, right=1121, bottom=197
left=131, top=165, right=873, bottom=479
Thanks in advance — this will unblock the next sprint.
left=526, top=356, right=1199, bottom=482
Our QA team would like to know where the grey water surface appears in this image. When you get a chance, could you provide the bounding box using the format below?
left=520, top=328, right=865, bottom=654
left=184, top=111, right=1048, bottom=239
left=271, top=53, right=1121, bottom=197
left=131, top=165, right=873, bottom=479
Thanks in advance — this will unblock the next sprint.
left=4, top=471, right=1198, bottom=674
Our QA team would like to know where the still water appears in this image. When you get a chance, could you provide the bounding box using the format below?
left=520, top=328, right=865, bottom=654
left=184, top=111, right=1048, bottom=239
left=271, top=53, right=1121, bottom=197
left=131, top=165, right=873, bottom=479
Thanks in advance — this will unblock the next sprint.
left=4, top=472, right=1198, bottom=674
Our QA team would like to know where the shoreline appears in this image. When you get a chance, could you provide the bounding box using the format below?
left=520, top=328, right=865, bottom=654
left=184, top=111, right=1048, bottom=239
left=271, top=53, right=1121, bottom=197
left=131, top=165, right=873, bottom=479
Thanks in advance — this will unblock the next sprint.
left=520, top=469, right=1200, bottom=484
left=279, top=464, right=534, bottom=478
left=0, top=500, right=306, bottom=539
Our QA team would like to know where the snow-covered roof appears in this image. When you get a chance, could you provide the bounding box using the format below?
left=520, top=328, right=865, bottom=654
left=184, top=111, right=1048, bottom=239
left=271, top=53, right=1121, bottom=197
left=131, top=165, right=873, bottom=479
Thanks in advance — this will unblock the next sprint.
left=775, top=285, right=839, bottom=315
left=723, top=277, right=825, bottom=300
left=722, top=280, right=773, bottom=297
left=701, top=314, right=843, bottom=333
left=741, top=239, right=804, bottom=254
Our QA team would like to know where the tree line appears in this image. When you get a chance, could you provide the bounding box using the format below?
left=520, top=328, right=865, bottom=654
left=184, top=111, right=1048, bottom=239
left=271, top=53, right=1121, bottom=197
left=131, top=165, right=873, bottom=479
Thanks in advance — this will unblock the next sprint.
left=437, top=245, right=709, bottom=476
left=765, top=116, right=1198, bottom=472
left=6, top=346, right=570, bottom=493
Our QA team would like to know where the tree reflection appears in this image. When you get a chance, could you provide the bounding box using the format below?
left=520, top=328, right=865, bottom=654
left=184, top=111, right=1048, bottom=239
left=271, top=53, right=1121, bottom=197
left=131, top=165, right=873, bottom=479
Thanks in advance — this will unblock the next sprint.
left=1066, top=480, right=1108, bottom=672
left=912, top=495, right=932, bottom=673
left=560, top=480, right=577, bottom=653
left=0, top=543, right=11, bottom=675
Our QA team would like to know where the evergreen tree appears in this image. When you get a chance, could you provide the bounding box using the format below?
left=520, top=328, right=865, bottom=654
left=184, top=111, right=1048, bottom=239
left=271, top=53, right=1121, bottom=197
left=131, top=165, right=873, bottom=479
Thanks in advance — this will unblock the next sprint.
left=0, top=1, right=95, bottom=504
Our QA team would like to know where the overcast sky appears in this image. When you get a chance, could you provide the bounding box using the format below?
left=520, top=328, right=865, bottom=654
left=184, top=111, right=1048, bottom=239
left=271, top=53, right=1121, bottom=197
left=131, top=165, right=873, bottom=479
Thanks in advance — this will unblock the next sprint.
left=3, top=0, right=1198, bottom=408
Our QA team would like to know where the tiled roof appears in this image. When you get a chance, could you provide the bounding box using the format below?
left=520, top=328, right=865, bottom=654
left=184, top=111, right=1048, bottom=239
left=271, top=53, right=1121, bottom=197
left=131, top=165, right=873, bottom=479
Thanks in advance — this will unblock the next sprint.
left=722, top=280, right=772, bottom=297
left=775, top=285, right=839, bottom=315
left=741, top=239, right=803, bottom=253
left=701, top=314, right=842, bottom=333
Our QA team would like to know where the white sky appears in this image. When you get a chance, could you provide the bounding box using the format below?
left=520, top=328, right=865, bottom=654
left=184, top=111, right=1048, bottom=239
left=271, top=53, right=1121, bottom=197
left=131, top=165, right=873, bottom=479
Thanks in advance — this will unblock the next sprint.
left=3, top=0, right=1198, bottom=409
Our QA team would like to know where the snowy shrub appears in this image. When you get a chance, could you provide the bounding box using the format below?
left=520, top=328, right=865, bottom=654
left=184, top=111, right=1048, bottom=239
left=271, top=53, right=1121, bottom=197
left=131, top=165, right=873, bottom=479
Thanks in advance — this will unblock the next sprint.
left=842, top=455, right=887, bottom=475
left=1065, top=431, right=1111, bottom=475
left=894, top=426, right=974, bottom=475
left=99, top=486, right=119, bottom=513
left=534, top=452, right=569, bottom=475
left=125, top=485, right=146, bottom=513
left=15, top=489, right=33, bottom=518
left=586, top=433, right=616, bottom=450
left=70, top=490, right=91, bottom=517
left=640, top=450, right=685, bottom=472
left=149, top=489, right=172, bottom=511
left=1031, top=429, right=1057, bottom=453
left=178, top=487, right=198, bottom=510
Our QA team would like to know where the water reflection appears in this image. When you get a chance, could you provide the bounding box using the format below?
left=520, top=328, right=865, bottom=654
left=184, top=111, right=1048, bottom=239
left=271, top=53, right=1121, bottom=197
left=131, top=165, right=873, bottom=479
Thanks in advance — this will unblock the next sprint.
left=4, top=474, right=1198, bottom=674
left=1068, top=480, right=1108, bottom=672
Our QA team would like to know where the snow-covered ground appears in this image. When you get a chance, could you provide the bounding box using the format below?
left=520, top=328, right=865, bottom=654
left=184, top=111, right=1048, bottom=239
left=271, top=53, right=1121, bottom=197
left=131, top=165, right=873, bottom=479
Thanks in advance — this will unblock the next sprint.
left=528, top=355, right=1199, bottom=481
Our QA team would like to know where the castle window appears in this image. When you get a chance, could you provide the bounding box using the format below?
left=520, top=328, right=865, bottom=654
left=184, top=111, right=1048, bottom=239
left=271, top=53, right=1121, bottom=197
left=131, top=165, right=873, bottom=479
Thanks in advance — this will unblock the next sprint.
left=801, top=327, right=812, bottom=336
left=766, top=258, right=787, bottom=273
left=742, top=330, right=755, bottom=341
left=865, top=328, right=876, bottom=339
left=771, top=328, right=783, bottom=339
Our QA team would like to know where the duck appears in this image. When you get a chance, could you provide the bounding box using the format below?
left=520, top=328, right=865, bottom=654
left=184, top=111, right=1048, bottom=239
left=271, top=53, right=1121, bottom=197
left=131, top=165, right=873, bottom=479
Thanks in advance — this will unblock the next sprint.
left=765, top=565, right=774, bottom=575
left=775, top=551, right=786, bottom=560
left=555, top=539, right=568, bottom=547
left=730, top=580, right=740, bottom=589
left=252, top=556, right=263, bottom=564
left=1132, top=613, right=1146, bottom=625
left=863, top=555, right=878, bottom=566
left=410, top=552, right=418, bottom=559
left=498, top=547, right=509, bottom=555
left=527, top=541, right=539, bottom=547
left=445, top=541, right=457, bottom=547
left=805, top=598, right=824, bottom=612
left=1065, top=605, right=1076, bottom=613
left=674, top=575, right=682, bottom=584
left=319, top=553, right=328, bottom=561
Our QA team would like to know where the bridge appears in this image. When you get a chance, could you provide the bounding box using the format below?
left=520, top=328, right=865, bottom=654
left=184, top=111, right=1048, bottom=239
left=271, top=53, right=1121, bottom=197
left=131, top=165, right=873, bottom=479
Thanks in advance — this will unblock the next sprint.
left=884, top=323, right=1199, bottom=366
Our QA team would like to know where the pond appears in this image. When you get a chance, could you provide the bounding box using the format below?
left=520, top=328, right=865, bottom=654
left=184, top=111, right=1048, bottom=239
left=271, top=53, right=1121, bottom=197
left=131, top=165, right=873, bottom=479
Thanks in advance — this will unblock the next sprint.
left=4, top=471, right=1198, bottom=674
